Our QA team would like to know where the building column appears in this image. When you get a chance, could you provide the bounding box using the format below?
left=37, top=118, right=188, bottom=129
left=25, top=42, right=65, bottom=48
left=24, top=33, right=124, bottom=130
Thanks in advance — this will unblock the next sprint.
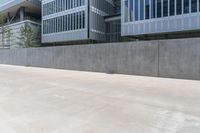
left=20, top=7, right=25, bottom=21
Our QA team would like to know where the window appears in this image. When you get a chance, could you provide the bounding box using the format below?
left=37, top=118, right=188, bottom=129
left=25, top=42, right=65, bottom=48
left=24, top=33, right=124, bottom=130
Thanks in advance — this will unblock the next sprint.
left=145, top=0, right=150, bottom=19
left=42, top=5, right=45, bottom=16
left=163, top=0, right=168, bottom=17
left=140, top=0, right=144, bottom=20
left=53, top=18, right=55, bottom=33
left=124, top=0, right=129, bottom=22
left=55, top=0, right=58, bottom=12
left=68, top=14, right=71, bottom=30
left=135, top=0, right=139, bottom=20
left=71, top=0, right=73, bottom=9
left=43, top=0, right=85, bottom=16
left=71, top=14, right=74, bottom=30
left=170, top=0, right=175, bottom=16
left=43, top=11, right=85, bottom=34
left=130, top=0, right=133, bottom=21
left=53, top=1, right=56, bottom=13
left=74, top=12, right=76, bottom=30
left=82, top=0, right=85, bottom=5
left=176, top=0, right=182, bottom=15
left=184, top=0, right=189, bottom=14
left=199, top=0, right=200, bottom=11
left=157, top=0, right=162, bottom=18
left=67, top=0, right=70, bottom=9
left=151, top=0, right=156, bottom=18
left=55, top=18, right=57, bottom=32
left=191, top=0, right=197, bottom=13
left=82, top=11, right=85, bottom=28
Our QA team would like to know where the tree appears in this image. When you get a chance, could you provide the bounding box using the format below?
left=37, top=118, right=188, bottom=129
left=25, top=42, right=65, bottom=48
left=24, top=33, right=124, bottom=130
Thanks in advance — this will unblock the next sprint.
left=0, top=15, right=8, bottom=48
left=0, top=15, right=13, bottom=48
left=4, top=26, right=13, bottom=48
left=17, top=23, right=40, bottom=48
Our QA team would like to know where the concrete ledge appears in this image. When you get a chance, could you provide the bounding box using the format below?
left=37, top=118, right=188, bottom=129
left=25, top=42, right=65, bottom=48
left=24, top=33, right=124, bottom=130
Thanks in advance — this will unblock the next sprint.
left=0, top=38, right=200, bottom=80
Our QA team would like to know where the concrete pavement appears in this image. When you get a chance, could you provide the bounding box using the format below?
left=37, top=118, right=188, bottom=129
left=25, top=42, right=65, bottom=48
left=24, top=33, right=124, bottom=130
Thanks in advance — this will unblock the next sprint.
left=0, top=65, right=200, bottom=133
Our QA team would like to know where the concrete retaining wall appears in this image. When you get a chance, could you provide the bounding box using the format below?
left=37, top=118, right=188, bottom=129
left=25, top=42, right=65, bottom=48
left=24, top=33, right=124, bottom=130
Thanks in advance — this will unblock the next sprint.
left=0, top=38, right=200, bottom=80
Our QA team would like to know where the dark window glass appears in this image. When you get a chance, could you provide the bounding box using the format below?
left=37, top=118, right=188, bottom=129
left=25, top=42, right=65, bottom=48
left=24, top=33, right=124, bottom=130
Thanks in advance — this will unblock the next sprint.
left=66, top=0, right=68, bottom=10
left=170, top=0, right=175, bottom=16
left=191, top=0, right=197, bottom=12
left=176, top=0, right=182, bottom=15
left=43, top=5, right=45, bottom=16
left=140, top=0, right=144, bottom=20
left=163, top=0, right=168, bottom=17
left=157, top=0, right=162, bottom=18
left=68, top=14, right=70, bottom=30
left=199, top=0, right=200, bottom=11
left=135, top=0, right=139, bottom=20
left=53, top=18, right=55, bottom=33
left=71, top=14, right=73, bottom=30
left=74, top=13, right=76, bottom=30
left=151, top=0, right=156, bottom=18
left=71, top=0, right=73, bottom=9
left=58, top=17, right=61, bottom=32
left=184, top=0, right=189, bottom=14
left=124, top=0, right=128, bottom=22
left=55, top=0, right=58, bottom=12
left=79, top=12, right=82, bottom=29
left=145, top=0, right=150, bottom=19
left=83, top=11, right=85, bottom=28
left=130, top=0, right=133, bottom=21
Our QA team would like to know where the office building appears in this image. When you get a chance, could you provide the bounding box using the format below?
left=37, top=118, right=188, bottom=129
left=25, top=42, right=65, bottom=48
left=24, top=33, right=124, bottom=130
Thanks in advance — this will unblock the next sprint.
left=43, top=0, right=200, bottom=44
left=42, top=0, right=116, bottom=44
left=122, top=0, right=200, bottom=39
left=1, top=0, right=200, bottom=47
left=0, top=0, right=41, bottom=48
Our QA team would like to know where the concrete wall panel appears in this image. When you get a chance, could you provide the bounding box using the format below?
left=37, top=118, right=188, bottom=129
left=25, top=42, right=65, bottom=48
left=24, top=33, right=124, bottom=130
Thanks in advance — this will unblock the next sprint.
left=0, top=38, right=200, bottom=80
left=27, top=47, right=54, bottom=68
left=10, top=49, right=27, bottom=66
left=52, top=46, right=65, bottom=69
left=159, top=38, right=200, bottom=80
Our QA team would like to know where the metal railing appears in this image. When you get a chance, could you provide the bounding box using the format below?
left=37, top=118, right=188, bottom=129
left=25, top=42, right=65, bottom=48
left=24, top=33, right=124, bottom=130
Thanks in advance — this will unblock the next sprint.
left=9, top=17, right=41, bottom=25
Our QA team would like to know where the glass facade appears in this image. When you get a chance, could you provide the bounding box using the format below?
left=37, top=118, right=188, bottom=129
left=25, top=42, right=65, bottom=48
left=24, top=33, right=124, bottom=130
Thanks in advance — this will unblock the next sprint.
left=163, top=0, right=168, bottom=17
left=145, top=0, right=150, bottom=19
left=123, top=0, right=200, bottom=23
left=157, top=0, right=162, bottom=18
left=43, top=11, right=85, bottom=34
left=106, top=19, right=122, bottom=42
left=42, top=0, right=86, bottom=35
left=135, top=0, right=139, bottom=20
left=140, top=0, right=144, bottom=20
left=43, top=0, right=85, bottom=16
left=170, top=0, right=175, bottom=16
left=176, top=0, right=182, bottom=15
left=184, top=0, right=189, bottom=14
left=42, top=0, right=116, bottom=43
left=191, top=0, right=197, bottom=13
left=151, top=0, right=156, bottom=18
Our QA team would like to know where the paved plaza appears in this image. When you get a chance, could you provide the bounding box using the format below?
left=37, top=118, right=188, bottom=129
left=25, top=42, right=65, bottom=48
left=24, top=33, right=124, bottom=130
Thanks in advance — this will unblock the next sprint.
left=0, top=65, right=200, bottom=133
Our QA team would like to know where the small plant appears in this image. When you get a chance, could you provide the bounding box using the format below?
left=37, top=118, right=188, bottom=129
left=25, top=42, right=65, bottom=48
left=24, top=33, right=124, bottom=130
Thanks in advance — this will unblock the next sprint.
left=0, top=15, right=12, bottom=48
left=5, top=27, right=13, bottom=48
left=0, top=15, right=5, bottom=48
left=17, top=23, right=40, bottom=48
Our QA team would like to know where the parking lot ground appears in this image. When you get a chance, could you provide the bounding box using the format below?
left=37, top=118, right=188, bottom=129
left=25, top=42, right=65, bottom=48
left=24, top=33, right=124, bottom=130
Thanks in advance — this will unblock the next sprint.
left=0, top=65, right=200, bottom=133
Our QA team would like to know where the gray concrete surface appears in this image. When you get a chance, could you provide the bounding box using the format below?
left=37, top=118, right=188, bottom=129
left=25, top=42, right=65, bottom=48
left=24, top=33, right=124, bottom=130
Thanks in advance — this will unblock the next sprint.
left=0, top=38, right=200, bottom=80
left=0, top=65, right=200, bottom=133
left=159, top=39, right=200, bottom=80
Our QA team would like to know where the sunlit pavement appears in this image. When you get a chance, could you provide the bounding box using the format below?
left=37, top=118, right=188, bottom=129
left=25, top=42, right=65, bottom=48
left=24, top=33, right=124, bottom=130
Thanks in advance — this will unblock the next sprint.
left=0, top=65, right=200, bottom=133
